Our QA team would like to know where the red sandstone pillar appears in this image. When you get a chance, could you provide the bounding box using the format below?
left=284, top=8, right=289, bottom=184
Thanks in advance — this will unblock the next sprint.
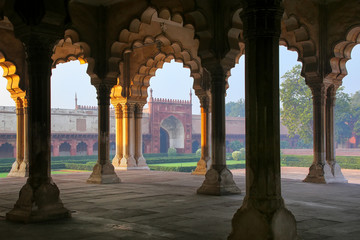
left=52, top=141, right=60, bottom=157
left=70, top=141, right=77, bottom=156
left=87, top=141, right=94, bottom=156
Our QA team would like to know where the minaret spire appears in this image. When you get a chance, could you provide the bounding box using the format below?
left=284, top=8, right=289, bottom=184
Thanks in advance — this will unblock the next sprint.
left=75, top=92, right=78, bottom=109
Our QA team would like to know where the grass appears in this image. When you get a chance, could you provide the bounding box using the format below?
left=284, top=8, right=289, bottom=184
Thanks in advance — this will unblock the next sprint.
left=149, top=160, right=245, bottom=167
left=0, top=169, right=91, bottom=178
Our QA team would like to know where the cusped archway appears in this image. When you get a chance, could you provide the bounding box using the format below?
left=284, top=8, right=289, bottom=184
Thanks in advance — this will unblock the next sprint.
left=160, top=115, right=185, bottom=150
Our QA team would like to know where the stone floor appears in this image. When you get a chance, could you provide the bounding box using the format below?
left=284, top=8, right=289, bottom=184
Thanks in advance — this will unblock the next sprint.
left=0, top=167, right=359, bottom=240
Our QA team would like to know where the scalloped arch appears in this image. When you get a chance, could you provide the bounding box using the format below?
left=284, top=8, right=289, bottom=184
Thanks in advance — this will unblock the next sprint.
left=280, top=13, right=317, bottom=77
left=328, top=25, right=360, bottom=83
left=0, top=51, right=25, bottom=100
left=110, top=7, right=204, bottom=102
left=52, top=29, right=98, bottom=82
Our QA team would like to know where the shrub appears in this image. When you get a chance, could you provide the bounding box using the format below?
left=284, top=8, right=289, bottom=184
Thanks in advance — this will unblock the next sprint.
left=239, top=148, right=246, bottom=160
left=167, top=147, right=177, bottom=156
left=232, top=151, right=241, bottom=161
left=196, top=148, right=201, bottom=156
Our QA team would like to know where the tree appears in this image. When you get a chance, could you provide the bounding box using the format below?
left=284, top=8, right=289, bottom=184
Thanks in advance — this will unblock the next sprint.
left=280, top=64, right=313, bottom=144
left=225, top=99, right=245, bottom=117
left=229, top=140, right=244, bottom=151
left=334, top=87, right=352, bottom=144
left=280, top=64, right=354, bottom=146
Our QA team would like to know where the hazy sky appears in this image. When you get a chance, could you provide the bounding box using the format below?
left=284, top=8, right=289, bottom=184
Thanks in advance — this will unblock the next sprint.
left=1, top=45, right=360, bottom=114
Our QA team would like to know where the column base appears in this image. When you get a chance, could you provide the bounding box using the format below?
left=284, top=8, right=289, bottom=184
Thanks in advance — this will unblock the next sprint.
left=112, top=154, right=122, bottom=167
left=136, top=156, right=149, bottom=169
left=6, top=181, right=71, bottom=223
left=119, top=156, right=137, bottom=168
left=229, top=199, right=297, bottom=240
left=87, top=162, right=120, bottom=184
left=303, top=162, right=348, bottom=184
left=197, top=167, right=241, bottom=195
left=191, top=158, right=208, bottom=175
left=7, top=161, right=29, bottom=177
left=115, top=166, right=150, bottom=170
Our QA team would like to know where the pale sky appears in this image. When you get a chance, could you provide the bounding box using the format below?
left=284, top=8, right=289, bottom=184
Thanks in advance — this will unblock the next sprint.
left=1, top=45, right=360, bottom=114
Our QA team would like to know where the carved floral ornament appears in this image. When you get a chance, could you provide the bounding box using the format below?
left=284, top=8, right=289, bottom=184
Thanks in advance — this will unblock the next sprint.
left=110, top=7, right=203, bottom=104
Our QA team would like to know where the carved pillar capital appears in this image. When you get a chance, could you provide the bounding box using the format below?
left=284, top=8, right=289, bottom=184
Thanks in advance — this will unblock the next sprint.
left=135, top=103, right=144, bottom=119
left=121, top=102, right=135, bottom=118
left=114, top=104, right=123, bottom=119
left=307, top=82, right=329, bottom=106
left=96, top=84, right=111, bottom=106
left=241, top=1, right=283, bottom=39
left=200, top=95, right=210, bottom=113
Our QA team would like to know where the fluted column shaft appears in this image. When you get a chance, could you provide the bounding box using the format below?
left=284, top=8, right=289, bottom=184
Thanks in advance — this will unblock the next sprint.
left=134, top=104, right=148, bottom=168
left=112, top=104, right=123, bottom=167
left=120, top=103, right=137, bottom=168
left=193, top=95, right=211, bottom=175
left=8, top=100, right=24, bottom=177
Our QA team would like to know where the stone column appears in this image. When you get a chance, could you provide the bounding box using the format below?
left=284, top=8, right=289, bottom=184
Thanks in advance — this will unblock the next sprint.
left=192, top=95, right=211, bottom=175
left=229, top=2, right=297, bottom=239
left=8, top=99, right=25, bottom=177
left=303, top=83, right=333, bottom=183
left=134, top=104, right=149, bottom=169
left=87, top=84, right=120, bottom=184
left=112, top=103, right=123, bottom=167
left=21, top=100, right=29, bottom=175
left=197, top=66, right=240, bottom=195
left=326, top=86, right=347, bottom=182
left=6, top=36, right=70, bottom=222
left=119, top=102, right=137, bottom=169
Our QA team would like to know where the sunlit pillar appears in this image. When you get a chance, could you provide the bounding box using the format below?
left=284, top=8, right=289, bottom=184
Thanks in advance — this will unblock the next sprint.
left=112, top=103, right=123, bottom=167
left=6, top=32, right=70, bottom=222
left=192, top=95, right=211, bottom=175
left=8, top=99, right=25, bottom=177
left=134, top=103, right=149, bottom=169
left=197, top=66, right=240, bottom=195
left=87, top=84, right=120, bottom=184
left=120, top=102, right=137, bottom=169
left=21, top=99, right=29, bottom=174
left=229, top=2, right=297, bottom=239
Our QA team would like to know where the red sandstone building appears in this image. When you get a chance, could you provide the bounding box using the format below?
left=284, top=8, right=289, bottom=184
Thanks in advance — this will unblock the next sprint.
left=0, top=92, right=296, bottom=158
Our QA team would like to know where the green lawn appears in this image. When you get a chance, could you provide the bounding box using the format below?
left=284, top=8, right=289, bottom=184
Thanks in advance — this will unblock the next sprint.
left=149, top=160, right=245, bottom=167
left=0, top=169, right=91, bottom=178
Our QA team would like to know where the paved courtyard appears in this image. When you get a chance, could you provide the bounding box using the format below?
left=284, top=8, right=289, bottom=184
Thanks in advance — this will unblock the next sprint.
left=0, top=167, right=359, bottom=240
